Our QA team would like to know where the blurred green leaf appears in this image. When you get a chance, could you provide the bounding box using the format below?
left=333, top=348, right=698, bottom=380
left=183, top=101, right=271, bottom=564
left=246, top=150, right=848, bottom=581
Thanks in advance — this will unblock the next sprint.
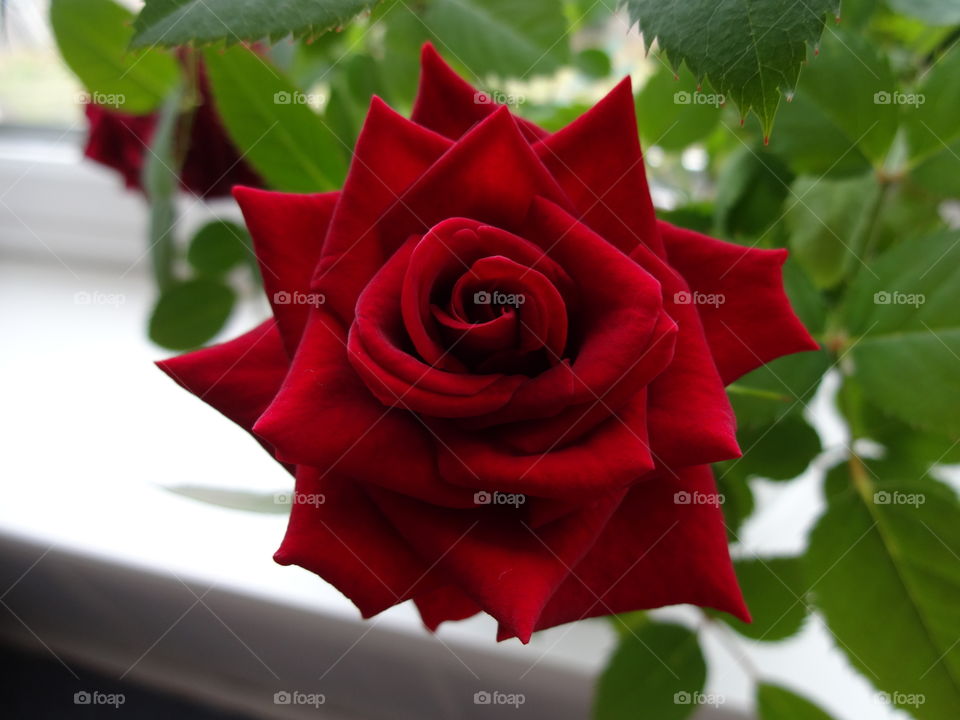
left=768, top=31, right=898, bottom=173
left=730, top=350, right=831, bottom=429
left=149, top=278, right=235, bottom=350
left=131, top=0, right=378, bottom=48
left=905, top=46, right=960, bottom=161
left=716, top=470, right=756, bottom=541
left=807, top=468, right=960, bottom=720
left=635, top=65, right=723, bottom=152
left=781, top=256, right=829, bottom=333
left=785, top=173, right=879, bottom=288
left=143, top=86, right=183, bottom=291
left=843, top=230, right=960, bottom=435
left=423, top=0, right=570, bottom=78
left=378, top=0, right=430, bottom=111
left=912, top=137, right=960, bottom=197
left=51, top=0, right=179, bottom=114
left=714, top=146, right=794, bottom=239
left=720, top=414, right=822, bottom=483
left=325, top=53, right=388, bottom=154
left=165, top=485, right=290, bottom=513
left=622, top=0, right=838, bottom=137
left=723, top=557, right=810, bottom=641
left=187, top=220, right=252, bottom=276
left=575, top=48, right=612, bottom=79
left=757, top=683, right=836, bottom=719
left=594, top=622, right=705, bottom=720
left=204, top=46, right=347, bottom=192
left=888, top=0, right=960, bottom=25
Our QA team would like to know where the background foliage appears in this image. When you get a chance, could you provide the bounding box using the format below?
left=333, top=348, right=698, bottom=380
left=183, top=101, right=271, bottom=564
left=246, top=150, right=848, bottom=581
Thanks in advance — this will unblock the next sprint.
left=51, top=0, right=960, bottom=718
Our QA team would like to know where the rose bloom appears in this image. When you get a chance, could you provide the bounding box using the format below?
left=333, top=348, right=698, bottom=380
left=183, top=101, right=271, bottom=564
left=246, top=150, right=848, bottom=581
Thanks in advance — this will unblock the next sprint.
left=159, top=45, right=818, bottom=642
left=83, top=61, right=261, bottom=198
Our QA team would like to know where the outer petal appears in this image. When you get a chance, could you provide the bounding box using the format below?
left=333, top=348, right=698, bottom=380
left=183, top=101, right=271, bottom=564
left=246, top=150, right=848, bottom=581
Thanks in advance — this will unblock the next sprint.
left=660, top=221, right=820, bottom=384
left=313, top=97, right=452, bottom=322
left=274, top=466, right=443, bottom=617
left=414, top=585, right=482, bottom=632
left=253, top=309, right=478, bottom=508
left=411, top=43, right=547, bottom=142
left=155, top=320, right=290, bottom=465
left=534, top=79, right=663, bottom=256
left=504, top=465, right=749, bottom=638
left=234, top=187, right=338, bottom=355
left=368, top=487, right=626, bottom=643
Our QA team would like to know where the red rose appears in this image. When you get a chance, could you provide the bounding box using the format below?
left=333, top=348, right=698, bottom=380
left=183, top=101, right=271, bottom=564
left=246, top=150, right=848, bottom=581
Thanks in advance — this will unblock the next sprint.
left=83, top=61, right=261, bottom=198
left=158, top=45, right=818, bottom=642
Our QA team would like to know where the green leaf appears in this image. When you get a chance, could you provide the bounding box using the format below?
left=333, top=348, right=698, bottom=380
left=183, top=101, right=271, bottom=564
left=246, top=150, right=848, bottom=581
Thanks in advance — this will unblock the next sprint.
left=842, top=230, right=960, bottom=435
left=806, top=469, right=960, bottom=720
left=143, top=86, right=183, bottom=291
left=324, top=53, right=388, bottom=155
left=729, top=350, right=831, bottom=429
left=716, top=470, right=756, bottom=541
left=423, top=0, right=571, bottom=78
left=187, top=220, right=252, bottom=276
left=165, top=485, right=290, bottom=514
left=720, top=414, right=822, bottom=483
left=912, top=138, right=960, bottom=197
left=723, top=557, right=810, bottom=641
left=203, top=46, right=347, bottom=193
left=767, top=30, right=898, bottom=174
left=621, top=0, right=839, bottom=137
left=635, top=65, right=723, bottom=152
left=888, top=0, right=960, bottom=25
left=594, top=622, right=706, bottom=720
left=575, top=49, right=612, bottom=79
left=782, top=255, right=828, bottom=333
left=378, top=1, right=430, bottom=111
left=784, top=173, right=880, bottom=288
left=714, top=145, right=794, bottom=239
left=50, top=0, right=179, bottom=114
left=131, top=0, right=378, bottom=48
left=905, top=46, right=960, bottom=162
left=757, top=683, right=836, bottom=719
left=149, top=278, right=235, bottom=350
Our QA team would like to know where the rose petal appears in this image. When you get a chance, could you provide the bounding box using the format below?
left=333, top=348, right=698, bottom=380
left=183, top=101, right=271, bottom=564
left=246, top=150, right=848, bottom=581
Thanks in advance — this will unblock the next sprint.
left=368, top=486, right=626, bottom=642
left=156, top=320, right=291, bottom=467
left=501, top=465, right=749, bottom=638
left=412, top=43, right=547, bottom=142
left=414, top=585, right=482, bottom=632
left=275, top=466, right=443, bottom=617
left=660, top=221, right=820, bottom=384
left=534, top=79, right=663, bottom=256
left=234, top=187, right=338, bottom=355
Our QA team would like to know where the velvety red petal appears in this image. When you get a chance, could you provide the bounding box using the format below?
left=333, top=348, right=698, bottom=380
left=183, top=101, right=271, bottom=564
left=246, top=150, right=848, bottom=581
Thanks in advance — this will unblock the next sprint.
left=313, top=97, right=452, bottom=322
left=274, top=466, right=442, bottom=618
left=534, top=79, right=663, bottom=256
left=253, top=309, right=478, bottom=508
left=660, top=221, right=821, bottom=384
left=411, top=43, right=547, bottom=142
left=414, top=585, right=482, bottom=632
left=233, top=186, right=338, bottom=355
left=155, top=320, right=290, bottom=464
left=504, top=465, right=749, bottom=638
left=83, top=104, right=155, bottom=191
left=368, top=486, right=626, bottom=643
